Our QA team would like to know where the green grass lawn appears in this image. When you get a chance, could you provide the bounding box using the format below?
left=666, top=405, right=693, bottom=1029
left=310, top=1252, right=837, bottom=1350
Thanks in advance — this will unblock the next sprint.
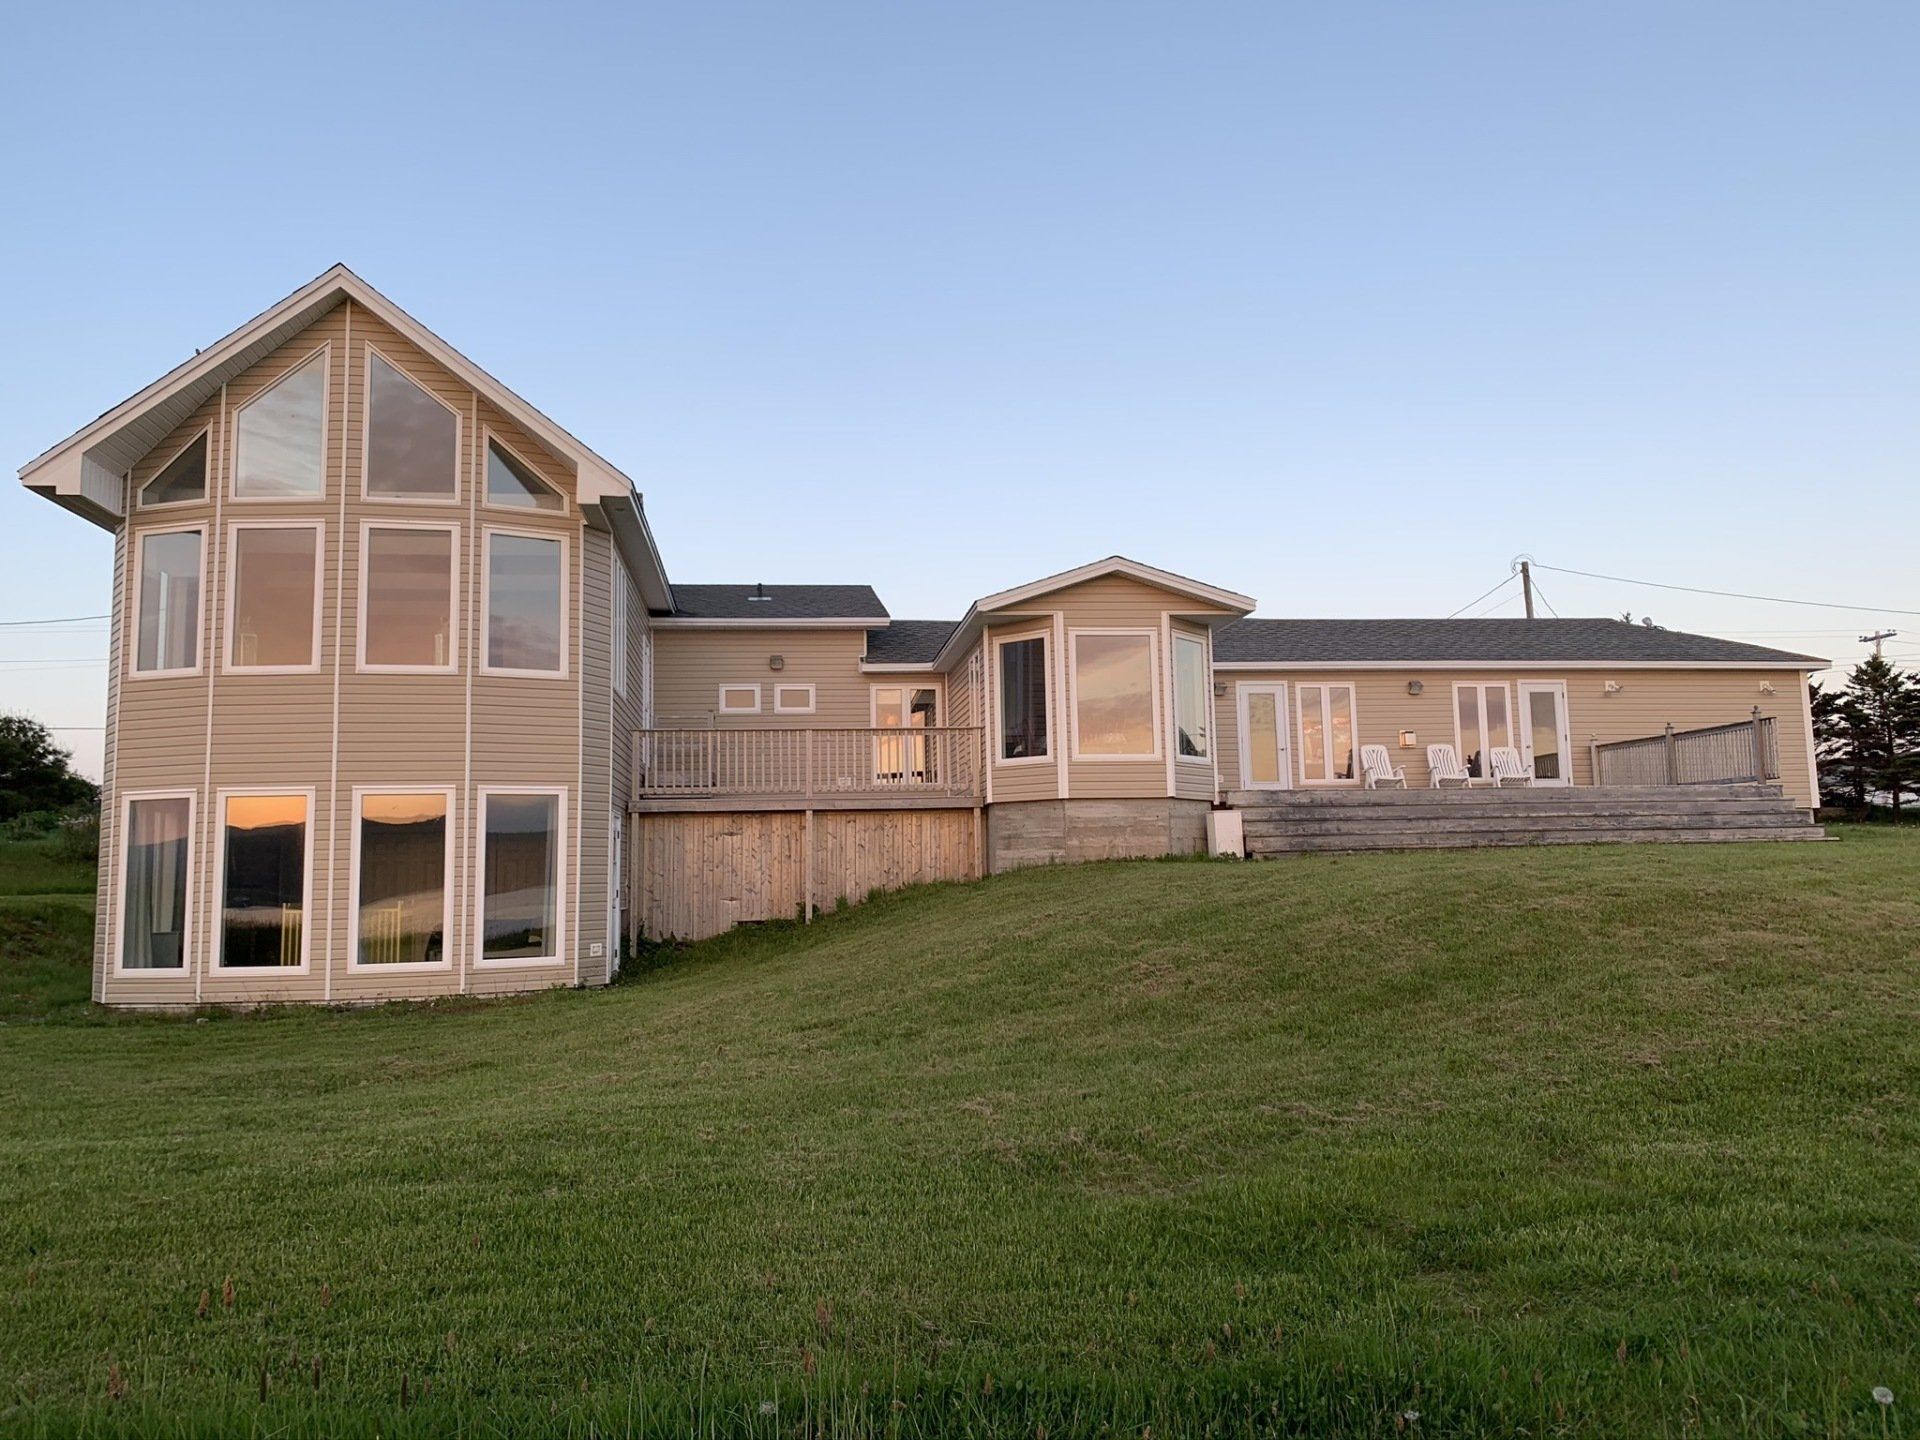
left=2, top=830, right=1917, bottom=1437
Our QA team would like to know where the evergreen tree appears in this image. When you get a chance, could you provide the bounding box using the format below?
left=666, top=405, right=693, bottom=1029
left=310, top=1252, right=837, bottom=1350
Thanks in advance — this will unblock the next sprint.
left=1818, top=658, right=1920, bottom=815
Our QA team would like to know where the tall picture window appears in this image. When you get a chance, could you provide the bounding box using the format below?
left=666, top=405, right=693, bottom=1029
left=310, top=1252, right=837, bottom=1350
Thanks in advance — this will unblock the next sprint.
left=228, top=524, right=321, bottom=670
left=484, top=532, right=565, bottom=675
left=353, top=791, right=450, bottom=967
left=479, top=791, right=562, bottom=964
left=218, top=793, right=310, bottom=968
left=133, top=528, right=202, bottom=674
left=361, top=525, right=456, bottom=670
left=120, top=794, right=192, bottom=971
left=997, top=635, right=1049, bottom=761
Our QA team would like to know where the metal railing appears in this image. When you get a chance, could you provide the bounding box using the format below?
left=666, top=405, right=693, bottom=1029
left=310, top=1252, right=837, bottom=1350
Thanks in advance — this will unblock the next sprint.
left=632, top=727, right=984, bottom=802
left=1592, top=709, right=1779, bottom=787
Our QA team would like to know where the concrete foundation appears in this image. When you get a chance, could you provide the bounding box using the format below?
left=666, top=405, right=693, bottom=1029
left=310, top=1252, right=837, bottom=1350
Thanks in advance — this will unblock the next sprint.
left=985, top=798, right=1211, bottom=873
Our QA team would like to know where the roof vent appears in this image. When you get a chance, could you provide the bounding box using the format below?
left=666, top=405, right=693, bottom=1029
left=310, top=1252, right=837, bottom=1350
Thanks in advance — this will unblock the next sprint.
left=748, top=582, right=771, bottom=602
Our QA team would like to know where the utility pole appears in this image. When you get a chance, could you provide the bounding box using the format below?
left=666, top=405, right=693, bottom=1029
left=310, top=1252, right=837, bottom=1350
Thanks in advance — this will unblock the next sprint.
left=1860, top=629, right=1896, bottom=657
left=1519, top=560, right=1536, bottom=620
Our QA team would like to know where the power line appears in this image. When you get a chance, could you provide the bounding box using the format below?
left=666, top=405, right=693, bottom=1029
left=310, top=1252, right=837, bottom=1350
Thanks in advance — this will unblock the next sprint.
left=1528, top=577, right=1562, bottom=618
left=1532, top=563, right=1920, bottom=617
left=0, top=613, right=108, bottom=627
left=1447, top=573, right=1517, bottom=619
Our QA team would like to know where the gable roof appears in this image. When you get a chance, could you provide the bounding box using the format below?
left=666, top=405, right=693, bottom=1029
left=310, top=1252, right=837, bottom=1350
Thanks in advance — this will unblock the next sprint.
left=18, top=265, right=670, bottom=604
left=863, top=620, right=960, bottom=665
left=972, top=555, right=1254, bottom=615
left=664, top=583, right=889, bottom=625
left=1213, top=618, right=1825, bottom=668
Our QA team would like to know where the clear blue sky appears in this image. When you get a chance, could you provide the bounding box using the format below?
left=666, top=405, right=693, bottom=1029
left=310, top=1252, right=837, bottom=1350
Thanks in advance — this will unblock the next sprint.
left=5, top=1, right=1917, bottom=779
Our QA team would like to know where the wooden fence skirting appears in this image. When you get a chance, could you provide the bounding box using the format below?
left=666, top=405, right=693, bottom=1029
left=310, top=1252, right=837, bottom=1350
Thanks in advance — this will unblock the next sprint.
left=632, top=807, right=983, bottom=942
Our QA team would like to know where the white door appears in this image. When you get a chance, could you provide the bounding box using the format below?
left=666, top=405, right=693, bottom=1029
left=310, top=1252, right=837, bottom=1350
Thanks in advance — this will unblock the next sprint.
left=1517, top=680, right=1572, bottom=786
left=1237, top=683, right=1292, bottom=790
left=1453, top=682, right=1514, bottom=780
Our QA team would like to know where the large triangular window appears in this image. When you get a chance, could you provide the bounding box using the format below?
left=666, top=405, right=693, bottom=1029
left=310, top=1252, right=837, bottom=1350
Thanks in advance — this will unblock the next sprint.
left=140, top=432, right=208, bottom=507
left=486, top=437, right=563, bottom=511
left=235, top=350, right=327, bottom=498
left=365, top=350, right=458, bottom=498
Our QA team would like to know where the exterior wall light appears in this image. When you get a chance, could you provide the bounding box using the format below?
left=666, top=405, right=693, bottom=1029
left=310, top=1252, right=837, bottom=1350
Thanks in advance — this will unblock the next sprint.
left=769, top=655, right=785, bottom=671
left=1407, top=680, right=1423, bottom=695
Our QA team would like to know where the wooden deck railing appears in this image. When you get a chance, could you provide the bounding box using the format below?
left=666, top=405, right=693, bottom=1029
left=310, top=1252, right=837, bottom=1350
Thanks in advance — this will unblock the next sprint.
left=1592, top=709, right=1780, bottom=787
left=632, top=727, right=985, bottom=802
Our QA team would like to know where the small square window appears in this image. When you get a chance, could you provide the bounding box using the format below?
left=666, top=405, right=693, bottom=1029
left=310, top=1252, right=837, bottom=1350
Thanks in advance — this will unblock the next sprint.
left=773, top=684, right=815, bottom=715
left=718, top=685, right=761, bottom=715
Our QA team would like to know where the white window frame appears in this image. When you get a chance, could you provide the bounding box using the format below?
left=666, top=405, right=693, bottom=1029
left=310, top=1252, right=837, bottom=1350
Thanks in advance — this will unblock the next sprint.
left=868, top=682, right=941, bottom=726
left=347, top=785, right=457, bottom=974
left=1294, top=681, right=1361, bottom=786
left=474, top=785, right=568, bottom=969
left=480, top=428, right=570, bottom=516
left=113, top=788, right=197, bottom=979
left=480, top=525, right=570, bottom=680
left=1172, top=629, right=1210, bottom=765
left=137, top=427, right=212, bottom=510
left=717, top=683, right=762, bottom=715
left=356, top=520, right=461, bottom=675
left=612, top=564, right=629, bottom=698
left=774, top=683, right=817, bottom=715
left=212, top=786, right=316, bottom=973
left=127, top=522, right=206, bottom=680
left=224, top=519, right=325, bottom=675
left=231, top=344, right=331, bottom=504
left=1068, top=627, right=1162, bottom=763
left=992, top=629, right=1052, bottom=765
left=360, top=344, right=462, bottom=505
left=1453, top=681, right=1516, bottom=781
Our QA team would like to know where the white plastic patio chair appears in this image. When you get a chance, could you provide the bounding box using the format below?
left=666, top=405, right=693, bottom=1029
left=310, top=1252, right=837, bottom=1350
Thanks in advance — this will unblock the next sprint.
left=1489, top=746, right=1536, bottom=786
left=1360, top=744, right=1407, bottom=789
left=1426, top=744, right=1472, bottom=788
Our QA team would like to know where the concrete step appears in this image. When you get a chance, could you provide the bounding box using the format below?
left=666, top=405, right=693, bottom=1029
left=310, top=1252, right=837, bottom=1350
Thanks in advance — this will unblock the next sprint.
left=1242, top=810, right=1813, bottom=838
left=1249, top=825, right=1827, bottom=854
left=1228, top=791, right=1781, bottom=814
left=1238, top=799, right=1803, bottom=822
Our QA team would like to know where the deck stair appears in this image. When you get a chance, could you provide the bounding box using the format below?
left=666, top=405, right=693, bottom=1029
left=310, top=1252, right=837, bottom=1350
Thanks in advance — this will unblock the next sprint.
left=1229, top=783, right=1824, bottom=855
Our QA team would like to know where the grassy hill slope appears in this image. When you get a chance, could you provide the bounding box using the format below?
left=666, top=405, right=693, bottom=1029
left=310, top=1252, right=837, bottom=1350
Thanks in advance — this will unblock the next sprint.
left=3, top=832, right=1918, bottom=1436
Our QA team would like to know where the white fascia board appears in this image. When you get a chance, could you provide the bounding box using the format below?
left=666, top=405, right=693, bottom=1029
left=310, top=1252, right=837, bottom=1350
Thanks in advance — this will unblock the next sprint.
left=1210, top=659, right=1828, bottom=671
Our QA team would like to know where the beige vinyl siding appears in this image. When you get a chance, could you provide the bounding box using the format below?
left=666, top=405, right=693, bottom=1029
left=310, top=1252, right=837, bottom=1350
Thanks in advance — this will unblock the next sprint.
left=1214, top=666, right=1816, bottom=807
left=608, top=553, right=651, bottom=956
left=576, top=528, right=614, bottom=986
left=947, top=641, right=979, bottom=731
left=651, top=628, right=873, bottom=727
left=101, top=301, right=585, bottom=1006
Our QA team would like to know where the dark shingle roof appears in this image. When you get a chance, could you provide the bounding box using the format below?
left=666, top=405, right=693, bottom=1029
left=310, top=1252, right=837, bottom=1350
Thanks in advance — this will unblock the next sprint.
left=668, top=584, right=888, bottom=621
left=1212, top=618, right=1823, bottom=666
left=863, top=620, right=960, bottom=665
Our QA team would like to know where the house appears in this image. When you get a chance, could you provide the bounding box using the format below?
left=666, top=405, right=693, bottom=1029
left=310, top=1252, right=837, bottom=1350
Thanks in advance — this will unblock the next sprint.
left=19, top=267, right=1827, bottom=1008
